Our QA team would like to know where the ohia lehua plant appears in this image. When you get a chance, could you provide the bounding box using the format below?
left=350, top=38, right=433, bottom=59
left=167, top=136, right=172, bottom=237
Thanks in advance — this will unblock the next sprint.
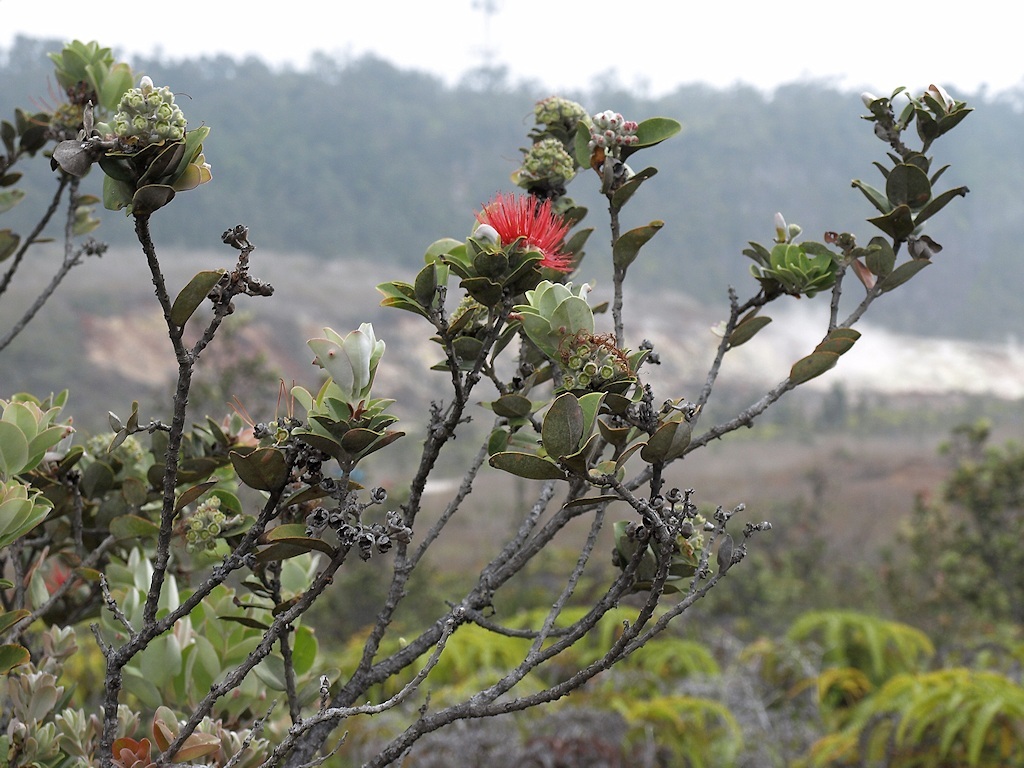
left=514, top=280, right=645, bottom=395
left=50, top=75, right=211, bottom=215
left=290, top=324, right=404, bottom=468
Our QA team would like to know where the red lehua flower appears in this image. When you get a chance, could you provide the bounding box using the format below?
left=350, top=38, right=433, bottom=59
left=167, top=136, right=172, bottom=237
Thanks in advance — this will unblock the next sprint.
left=476, top=193, right=573, bottom=273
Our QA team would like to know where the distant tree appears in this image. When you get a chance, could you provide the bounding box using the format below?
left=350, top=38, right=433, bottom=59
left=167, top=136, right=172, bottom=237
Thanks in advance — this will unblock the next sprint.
left=891, top=420, right=1024, bottom=625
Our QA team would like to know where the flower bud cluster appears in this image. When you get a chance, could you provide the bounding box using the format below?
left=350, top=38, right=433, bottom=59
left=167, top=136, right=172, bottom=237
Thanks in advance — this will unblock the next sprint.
left=588, top=110, right=639, bottom=153
left=50, top=101, right=88, bottom=140
left=520, top=138, right=577, bottom=186
left=560, top=332, right=631, bottom=392
left=112, top=76, right=187, bottom=144
left=185, top=496, right=232, bottom=553
left=85, top=433, right=145, bottom=469
left=534, top=96, right=588, bottom=132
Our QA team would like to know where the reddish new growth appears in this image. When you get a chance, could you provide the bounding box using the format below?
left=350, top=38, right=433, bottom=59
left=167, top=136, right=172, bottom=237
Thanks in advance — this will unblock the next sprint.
left=476, top=192, right=573, bottom=273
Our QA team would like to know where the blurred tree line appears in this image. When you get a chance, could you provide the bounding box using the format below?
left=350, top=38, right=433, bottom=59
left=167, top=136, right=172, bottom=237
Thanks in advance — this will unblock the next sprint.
left=1, top=35, right=1018, bottom=342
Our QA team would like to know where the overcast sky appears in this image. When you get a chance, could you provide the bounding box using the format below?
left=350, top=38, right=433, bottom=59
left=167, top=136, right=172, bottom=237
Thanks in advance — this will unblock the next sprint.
left=2, top=0, right=1018, bottom=98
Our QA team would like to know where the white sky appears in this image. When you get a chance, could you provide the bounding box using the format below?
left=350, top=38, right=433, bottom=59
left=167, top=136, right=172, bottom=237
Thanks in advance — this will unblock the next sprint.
left=1, top=0, right=1019, bottom=98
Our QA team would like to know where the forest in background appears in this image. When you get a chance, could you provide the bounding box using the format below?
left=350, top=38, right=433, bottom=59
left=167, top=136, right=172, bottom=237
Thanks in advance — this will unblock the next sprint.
left=2, top=34, right=1021, bottom=345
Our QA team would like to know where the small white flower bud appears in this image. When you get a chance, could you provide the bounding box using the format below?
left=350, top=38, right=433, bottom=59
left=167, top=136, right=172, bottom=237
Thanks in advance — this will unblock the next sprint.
left=861, top=92, right=878, bottom=108
left=474, top=223, right=500, bottom=245
left=774, top=212, right=788, bottom=243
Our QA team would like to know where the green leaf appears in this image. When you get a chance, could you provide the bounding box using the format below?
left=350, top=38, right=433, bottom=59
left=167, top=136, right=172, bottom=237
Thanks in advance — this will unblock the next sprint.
left=790, top=351, right=841, bottom=385
left=864, top=237, right=896, bottom=277
left=0, top=644, right=30, bottom=674
left=102, top=174, right=135, bottom=211
left=490, top=394, right=534, bottom=419
left=597, top=419, right=632, bottom=449
left=256, top=524, right=337, bottom=562
left=230, top=447, right=289, bottom=491
left=219, top=615, right=270, bottom=630
left=885, top=163, right=931, bottom=209
left=742, top=241, right=772, bottom=267
left=174, top=480, right=218, bottom=514
left=563, top=494, right=620, bottom=509
left=611, top=166, right=658, bottom=208
left=813, top=327, right=862, bottom=357
left=175, top=733, right=222, bottom=763
left=851, top=179, right=892, bottom=214
left=170, top=270, right=225, bottom=327
left=0, top=609, right=29, bottom=635
left=0, top=229, right=20, bottom=262
left=424, top=237, right=464, bottom=264
left=877, top=259, right=930, bottom=293
left=110, top=514, right=160, bottom=540
left=549, top=295, right=595, bottom=338
left=623, top=117, right=682, bottom=157
left=0, top=421, right=29, bottom=478
left=542, top=393, right=584, bottom=459
left=256, top=535, right=335, bottom=560
left=913, top=185, right=969, bottom=228
left=561, top=432, right=601, bottom=477
left=614, top=441, right=646, bottom=472
left=99, top=62, right=134, bottom=111
left=966, top=696, right=1004, bottom=766
left=130, top=184, right=176, bottom=216
left=577, top=392, right=605, bottom=440
left=139, top=141, right=187, bottom=186
left=413, top=263, right=439, bottom=306
left=574, top=121, right=592, bottom=167
left=488, top=452, right=566, bottom=480
left=80, top=460, right=115, bottom=498
left=867, top=204, right=915, bottom=241
left=281, top=485, right=329, bottom=510
left=291, top=624, right=318, bottom=676
left=640, top=419, right=692, bottom=463
left=613, top=221, right=664, bottom=271
left=460, top=276, right=503, bottom=307
left=0, top=188, right=25, bottom=214
left=728, top=315, right=772, bottom=349
left=253, top=654, right=287, bottom=690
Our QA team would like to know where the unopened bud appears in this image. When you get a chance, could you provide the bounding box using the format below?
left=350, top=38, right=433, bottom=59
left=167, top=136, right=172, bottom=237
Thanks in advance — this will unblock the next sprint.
left=774, top=212, right=788, bottom=243
left=473, top=223, right=499, bottom=245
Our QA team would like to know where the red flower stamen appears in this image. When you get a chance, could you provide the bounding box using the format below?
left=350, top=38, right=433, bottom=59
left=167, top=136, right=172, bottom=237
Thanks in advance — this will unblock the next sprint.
left=476, top=193, right=573, bottom=273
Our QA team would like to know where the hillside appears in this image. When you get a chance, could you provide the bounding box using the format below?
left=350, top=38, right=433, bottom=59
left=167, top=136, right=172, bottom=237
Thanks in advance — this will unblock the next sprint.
left=2, top=35, right=1022, bottom=344
left=2, top=245, right=1019, bottom=441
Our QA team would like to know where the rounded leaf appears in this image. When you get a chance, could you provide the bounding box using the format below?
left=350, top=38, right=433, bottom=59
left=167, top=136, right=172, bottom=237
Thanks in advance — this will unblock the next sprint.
left=0, top=421, right=29, bottom=478
left=230, top=447, right=289, bottom=491
left=728, top=315, right=772, bottom=349
left=491, top=394, right=534, bottom=419
left=489, top=452, right=566, bottom=480
left=130, top=184, right=176, bottom=215
left=790, top=351, right=841, bottom=385
left=886, top=163, right=931, bottom=209
left=0, top=643, right=30, bottom=674
left=542, top=393, right=585, bottom=459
